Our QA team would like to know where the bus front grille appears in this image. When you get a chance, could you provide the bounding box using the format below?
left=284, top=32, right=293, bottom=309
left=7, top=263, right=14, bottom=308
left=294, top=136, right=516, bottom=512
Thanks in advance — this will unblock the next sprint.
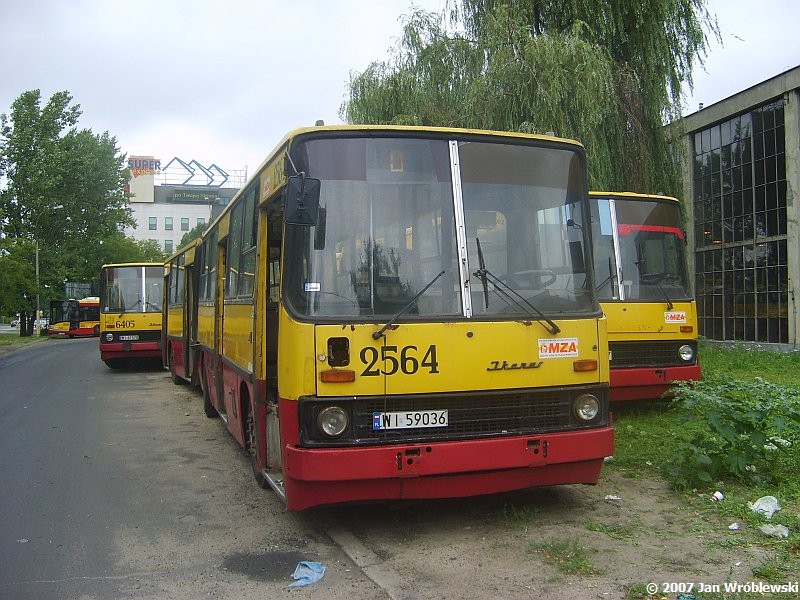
left=298, top=386, right=608, bottom=447
left=609, top=340, right=697, bottom=368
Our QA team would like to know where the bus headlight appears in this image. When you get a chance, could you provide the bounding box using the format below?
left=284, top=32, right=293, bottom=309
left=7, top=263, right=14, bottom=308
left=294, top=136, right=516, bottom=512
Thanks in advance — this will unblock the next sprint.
left=317, top=406, right=349, bottom=438
left=678, top=344, right=694, bottom=362
left=105, top=333, right=114, bottom=342
left=574, top=394, right=599, bottom=421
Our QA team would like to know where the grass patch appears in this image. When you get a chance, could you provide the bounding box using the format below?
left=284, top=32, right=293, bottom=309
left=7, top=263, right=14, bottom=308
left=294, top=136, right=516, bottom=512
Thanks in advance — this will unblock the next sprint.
left=0, top=332, right=49, bottom=349
left=583, top=518, right=635, bottom=539
left=528, top=537, right=601, bottom=576
left=607, top=341, right=800, bottom=580
left=502, top=503, right=539, bottom=530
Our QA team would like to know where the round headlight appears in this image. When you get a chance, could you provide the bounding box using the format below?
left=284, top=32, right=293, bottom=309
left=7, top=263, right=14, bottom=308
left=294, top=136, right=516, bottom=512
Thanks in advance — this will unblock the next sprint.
left=678, top=344, right=694, bottom=362
left=105, top=333, right=114, bottom=342
left=574, top=394, right=600, bottom=421
left=317, top=406, right=349, bottom=438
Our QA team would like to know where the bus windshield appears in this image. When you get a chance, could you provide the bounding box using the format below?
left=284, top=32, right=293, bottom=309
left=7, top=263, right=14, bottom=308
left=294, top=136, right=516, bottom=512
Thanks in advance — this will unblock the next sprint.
left=594, top=197, right=691, bottom=301
left=101, top=265, right=164, bottom=313
left=284, top=135, right=593, bottom=320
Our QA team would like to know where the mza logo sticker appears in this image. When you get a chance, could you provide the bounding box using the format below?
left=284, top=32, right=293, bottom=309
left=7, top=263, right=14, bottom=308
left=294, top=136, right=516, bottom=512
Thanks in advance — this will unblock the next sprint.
left=664, top=311, right=687, bottom=324
left=538, top=338, right=579, bottom=359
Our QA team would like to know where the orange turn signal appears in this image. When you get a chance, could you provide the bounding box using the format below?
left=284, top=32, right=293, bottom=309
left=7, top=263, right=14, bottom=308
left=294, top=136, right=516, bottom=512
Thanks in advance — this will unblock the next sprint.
left=680, top=325, right=694, bottom=333
left=573, top=359, right=598, bottom=372
left=320, top=369, right=356, bottom=383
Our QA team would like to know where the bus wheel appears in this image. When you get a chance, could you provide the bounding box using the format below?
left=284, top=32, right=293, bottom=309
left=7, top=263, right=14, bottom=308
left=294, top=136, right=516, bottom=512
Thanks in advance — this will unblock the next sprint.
left=201, top=360, right=218, bottom=418
left=104, top=359, right=127, bottom=369
left=245, top=404, right=268, bottom=489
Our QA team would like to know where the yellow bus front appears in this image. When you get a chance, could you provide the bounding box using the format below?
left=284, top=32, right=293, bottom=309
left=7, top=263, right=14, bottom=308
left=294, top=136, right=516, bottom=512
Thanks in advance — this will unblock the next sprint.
left=590, top=192, right=700, bottom=401
left=261, top=130, right=613, bottom=509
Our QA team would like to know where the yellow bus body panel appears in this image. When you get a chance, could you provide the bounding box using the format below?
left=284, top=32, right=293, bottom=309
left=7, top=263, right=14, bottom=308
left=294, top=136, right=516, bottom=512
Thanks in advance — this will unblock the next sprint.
left=166, top=305, right=184, bottom=338
left=197, top=303, right=216, bottom=350
left=310, top=319, right=606, bottom=398
left=222, top=302, right=254, bottom=372
left=602, top=301, right=697, bottom=341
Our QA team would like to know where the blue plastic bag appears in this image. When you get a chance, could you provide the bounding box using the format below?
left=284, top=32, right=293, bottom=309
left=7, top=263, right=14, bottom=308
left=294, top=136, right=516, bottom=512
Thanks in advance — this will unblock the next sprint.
left=288, top=560, right=326, bottom=588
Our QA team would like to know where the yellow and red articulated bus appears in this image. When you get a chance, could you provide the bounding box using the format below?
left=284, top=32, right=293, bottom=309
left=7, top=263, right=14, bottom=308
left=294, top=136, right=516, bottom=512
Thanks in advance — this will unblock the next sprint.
left=99, top=263, right=164, bottom=369
left=168, top=125, right=614, bottom=510
left=47, top=299, right=72, bottom=336
left=588, top=191, right=701, bottom=401
left=163, top=239, right=201, bottom=384
left=47, top=297, right=100, bottom=337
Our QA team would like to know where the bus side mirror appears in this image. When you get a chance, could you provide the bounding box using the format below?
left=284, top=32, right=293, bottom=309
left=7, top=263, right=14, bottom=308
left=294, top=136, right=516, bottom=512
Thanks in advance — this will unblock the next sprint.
left=284, top=175, right=321, bottom=226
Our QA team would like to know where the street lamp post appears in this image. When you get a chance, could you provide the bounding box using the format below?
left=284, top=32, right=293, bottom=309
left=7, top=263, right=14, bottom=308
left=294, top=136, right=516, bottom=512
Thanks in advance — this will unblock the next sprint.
left=35, top=239, right=40, bottom=336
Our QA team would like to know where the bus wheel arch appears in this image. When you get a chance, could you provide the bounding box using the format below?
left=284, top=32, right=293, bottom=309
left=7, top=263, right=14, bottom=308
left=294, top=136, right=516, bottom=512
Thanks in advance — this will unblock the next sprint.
left=242, top=384, right=268, bottom=489
left=200, top=354, right=218, bottom=418
left=168, top=342, right=183, bottom=385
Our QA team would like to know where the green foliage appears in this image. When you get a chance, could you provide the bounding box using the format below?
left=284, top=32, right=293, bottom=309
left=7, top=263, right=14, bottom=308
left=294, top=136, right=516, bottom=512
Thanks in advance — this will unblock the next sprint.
left=1, top=89, right=136, bottom=309
left=343, top=0, right=718, bottom=194
left=666, top=376, right=800, bottom=490
left=178, top=222, right=208, bottom=251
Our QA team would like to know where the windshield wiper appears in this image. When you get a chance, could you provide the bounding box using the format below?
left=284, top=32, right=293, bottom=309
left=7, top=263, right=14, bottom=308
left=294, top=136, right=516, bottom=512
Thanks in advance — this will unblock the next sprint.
left=372, top=270, right=446, bottom=340
left=119, top=297, right=141, bottom=317
left=475, top=238, right=490, bottom=309
left=472, top=240, right=560, bottom=335
left=654, top=279, right=674, bottom=310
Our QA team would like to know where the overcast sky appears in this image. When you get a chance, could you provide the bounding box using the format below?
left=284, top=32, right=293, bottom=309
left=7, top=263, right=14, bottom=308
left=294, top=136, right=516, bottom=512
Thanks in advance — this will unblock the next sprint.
left=2, top=0, right=798, bottom=181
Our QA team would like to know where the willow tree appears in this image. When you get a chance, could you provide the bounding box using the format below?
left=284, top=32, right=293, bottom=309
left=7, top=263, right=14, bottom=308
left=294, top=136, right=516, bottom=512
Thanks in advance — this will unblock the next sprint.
left=343, top=0, right=717, bottom=194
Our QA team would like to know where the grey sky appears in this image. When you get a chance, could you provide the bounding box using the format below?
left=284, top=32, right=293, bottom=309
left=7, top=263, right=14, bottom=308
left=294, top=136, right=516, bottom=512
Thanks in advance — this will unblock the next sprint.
left=1, top=0, right=797, bottom=179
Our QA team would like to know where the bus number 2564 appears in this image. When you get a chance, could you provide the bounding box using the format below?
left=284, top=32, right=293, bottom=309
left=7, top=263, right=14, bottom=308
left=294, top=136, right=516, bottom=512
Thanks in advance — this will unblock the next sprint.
left=360, top=345, right=439, bottom=376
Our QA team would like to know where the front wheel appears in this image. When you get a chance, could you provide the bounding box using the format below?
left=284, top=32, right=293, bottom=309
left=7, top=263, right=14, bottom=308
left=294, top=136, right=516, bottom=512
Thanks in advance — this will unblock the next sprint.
left=200, top=360, right=218, bottom=418
left=245, top=405, right=268, bottom=489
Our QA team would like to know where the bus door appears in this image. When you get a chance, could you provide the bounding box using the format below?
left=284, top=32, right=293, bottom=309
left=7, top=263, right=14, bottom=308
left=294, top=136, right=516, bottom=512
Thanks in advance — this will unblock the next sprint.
left=208, top=234, right=228, bottom=422
left=264, top=202, right=282, bottom=471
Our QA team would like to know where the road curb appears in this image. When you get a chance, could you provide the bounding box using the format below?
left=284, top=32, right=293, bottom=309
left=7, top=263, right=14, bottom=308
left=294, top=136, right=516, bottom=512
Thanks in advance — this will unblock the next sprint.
left=326, top=526, right=418, bottom=600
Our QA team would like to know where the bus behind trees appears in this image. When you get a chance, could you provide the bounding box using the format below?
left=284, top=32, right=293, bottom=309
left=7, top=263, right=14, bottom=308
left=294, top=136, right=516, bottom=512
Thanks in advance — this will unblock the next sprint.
left=166, top=125, right=613, bottom=510
left=588, top=191, right=700, bottom=401
left=99, top=263, right=164, bottom=369
left=47, top=297, right=100, bottom=337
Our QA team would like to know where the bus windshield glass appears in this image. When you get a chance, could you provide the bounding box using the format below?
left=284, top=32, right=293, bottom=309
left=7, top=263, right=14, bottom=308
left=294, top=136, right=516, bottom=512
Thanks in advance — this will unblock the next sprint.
left=284, top=135, right=593, bottom=319
left=595, top=197, right=690, bottom=301
left=101, top=266, right=164, bottom=313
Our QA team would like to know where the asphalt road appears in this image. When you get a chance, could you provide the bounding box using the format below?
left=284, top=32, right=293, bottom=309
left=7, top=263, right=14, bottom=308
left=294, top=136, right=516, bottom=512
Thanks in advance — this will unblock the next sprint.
left=0, top=337, right=385, bottom=599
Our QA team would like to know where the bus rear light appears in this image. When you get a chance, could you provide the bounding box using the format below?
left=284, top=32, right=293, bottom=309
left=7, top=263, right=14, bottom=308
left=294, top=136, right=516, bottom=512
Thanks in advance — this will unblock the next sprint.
left=320, top=369, right=356, bottom=383
left=680, top=325, right=693, bottom=333
left=572, top=359, right=597, bottom=372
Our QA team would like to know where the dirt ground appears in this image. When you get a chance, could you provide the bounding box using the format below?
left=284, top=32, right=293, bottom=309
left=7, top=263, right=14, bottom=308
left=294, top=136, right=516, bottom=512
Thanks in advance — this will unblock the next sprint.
left=309, top=467, right=780, bottom=600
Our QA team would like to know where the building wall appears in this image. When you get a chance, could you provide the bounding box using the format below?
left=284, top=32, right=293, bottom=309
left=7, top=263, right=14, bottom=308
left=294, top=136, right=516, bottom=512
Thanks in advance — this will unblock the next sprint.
left=125, top=156, right=238, bottom=254
left=680, top=66, right=800, bottom=348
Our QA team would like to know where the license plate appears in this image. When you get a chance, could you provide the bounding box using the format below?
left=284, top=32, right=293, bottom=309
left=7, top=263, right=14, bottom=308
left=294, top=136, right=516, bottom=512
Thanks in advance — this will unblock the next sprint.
left=119, top=335, right=139, bottom=341
left=372, top=410, right=448, bottom=430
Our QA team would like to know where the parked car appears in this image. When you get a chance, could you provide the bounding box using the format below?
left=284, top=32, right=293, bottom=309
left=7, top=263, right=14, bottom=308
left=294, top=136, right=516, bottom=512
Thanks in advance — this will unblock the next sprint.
left=10, top=319, right=19, bottom=327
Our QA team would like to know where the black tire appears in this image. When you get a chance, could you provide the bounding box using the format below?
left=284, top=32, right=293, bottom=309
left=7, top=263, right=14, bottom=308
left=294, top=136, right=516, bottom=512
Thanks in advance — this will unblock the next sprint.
left=201, top=361, right=218, bottom=418
left=245, top=403, right=268, bottom=489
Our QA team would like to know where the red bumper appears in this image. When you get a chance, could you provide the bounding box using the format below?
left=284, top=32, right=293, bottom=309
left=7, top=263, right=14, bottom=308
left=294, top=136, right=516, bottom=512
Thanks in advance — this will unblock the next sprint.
left=609, top=364, right=701, bottom=402
left=280, top=419, right=614, bottom=510
left=99, top=341, right=161, bottom=360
